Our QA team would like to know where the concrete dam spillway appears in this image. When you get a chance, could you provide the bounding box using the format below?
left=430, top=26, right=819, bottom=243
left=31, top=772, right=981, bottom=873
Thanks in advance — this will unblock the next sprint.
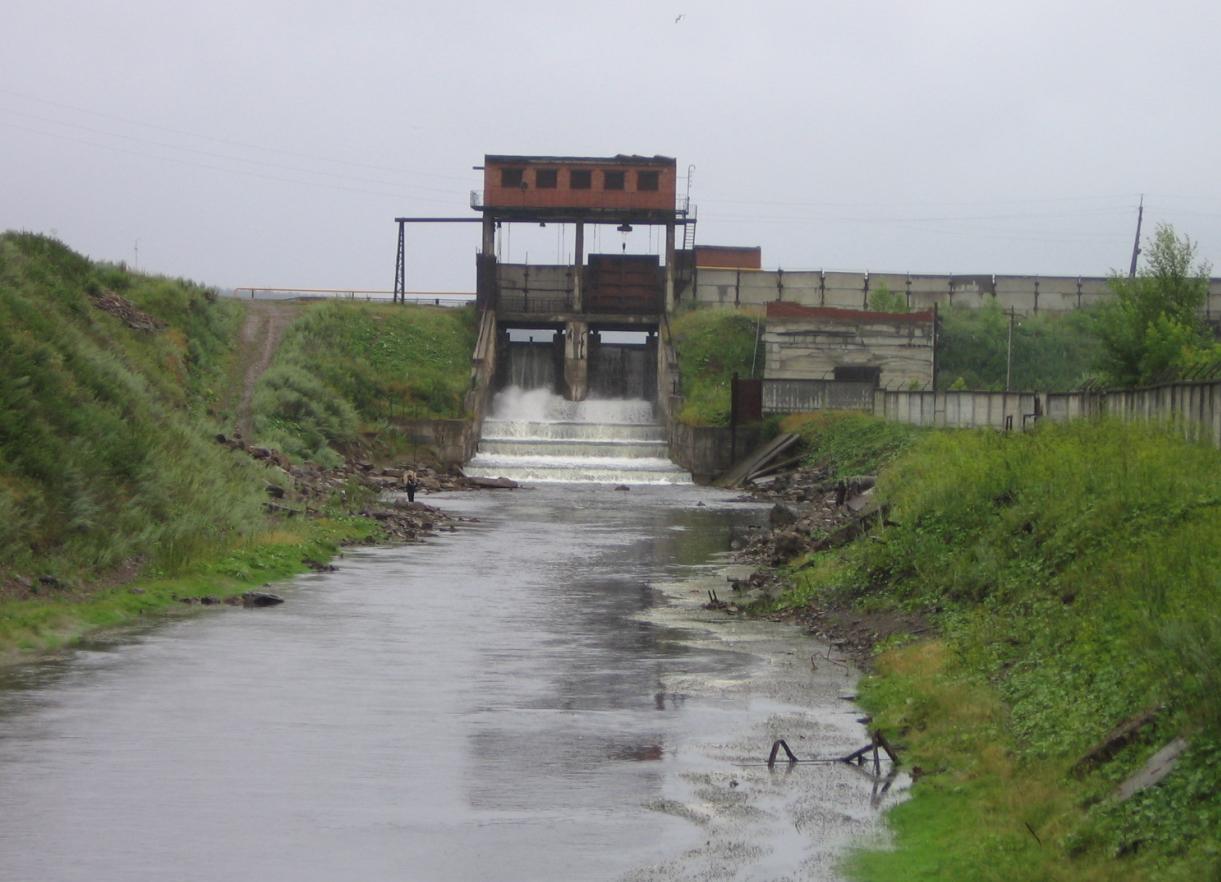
left=466, top=387, right=691, bottom=484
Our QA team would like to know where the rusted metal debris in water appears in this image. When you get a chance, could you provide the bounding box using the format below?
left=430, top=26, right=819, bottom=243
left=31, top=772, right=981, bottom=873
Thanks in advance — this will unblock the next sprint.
left=763, top=729, right=900, bottom=778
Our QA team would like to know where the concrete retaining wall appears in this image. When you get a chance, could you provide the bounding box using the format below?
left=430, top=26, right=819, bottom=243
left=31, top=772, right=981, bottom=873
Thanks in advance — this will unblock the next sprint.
left=669, top=420, right=763, bottom=484
left=872, top=390, right=1041, bottom=430
left=397, top=418, right=476, bottom=466
left=685, top=268, right=1221, bottom=319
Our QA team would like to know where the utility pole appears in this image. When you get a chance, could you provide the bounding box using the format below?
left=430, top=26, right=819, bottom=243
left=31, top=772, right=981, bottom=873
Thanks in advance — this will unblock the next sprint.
left=133, top=239, right=139, bottom=271
left=1128, top=194, right=1144, bottom=278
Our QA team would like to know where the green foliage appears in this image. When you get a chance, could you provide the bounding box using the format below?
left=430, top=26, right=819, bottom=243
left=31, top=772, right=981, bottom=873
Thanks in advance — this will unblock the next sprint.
left=936, top=300, right=1103, bottom=390
left=0, top=232, right=266, bottom=581
left=252, top=301, right=476, bottom=461
left=786, top=420, right=1221, bottom=880
left=868, top=282, right=909, bottom=313
left=1096, top=224, right=1214, bottom=385
left=669, top=307, right=759, bottom=426
left=782, top=411, right=927, bottom=478
left=0, top=517, right=378, bottom=656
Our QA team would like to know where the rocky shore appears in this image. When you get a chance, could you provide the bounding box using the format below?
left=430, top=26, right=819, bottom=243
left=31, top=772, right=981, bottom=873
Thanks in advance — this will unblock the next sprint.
left=718, top=464, right=927, bottom=667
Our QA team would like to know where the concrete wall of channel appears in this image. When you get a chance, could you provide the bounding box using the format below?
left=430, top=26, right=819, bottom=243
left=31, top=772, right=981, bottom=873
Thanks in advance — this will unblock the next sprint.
left=748, top=378, right=1221, bottom=447
left=684, top=267, right=1221, bottom=321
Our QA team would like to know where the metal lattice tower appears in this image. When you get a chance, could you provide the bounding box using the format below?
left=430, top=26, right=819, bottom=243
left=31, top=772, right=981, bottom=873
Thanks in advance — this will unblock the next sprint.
left=393, top=220, right=406, bottom=304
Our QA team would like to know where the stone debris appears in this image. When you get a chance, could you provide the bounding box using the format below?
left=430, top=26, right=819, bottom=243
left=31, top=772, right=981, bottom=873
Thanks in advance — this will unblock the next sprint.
left=89, top=288, right=165, bottom=331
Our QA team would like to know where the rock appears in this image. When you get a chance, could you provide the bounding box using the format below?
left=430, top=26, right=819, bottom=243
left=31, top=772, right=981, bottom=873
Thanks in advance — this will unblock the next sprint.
left=614, top=484, right=631, bottom=491
left=467, top=476, right=519, bottom=489
left=240, top=591, right=284, bottom=608
left=303, top=559, right=336, bottom=572
left=199, top=596, right=221, bottom=605
left=772, top=530, right=808, bottom=560
left=265, top=483, right=285, bottom=499
left=769, top=503, right=800, bottom=528
left=38, top=575, right=66, bottom=590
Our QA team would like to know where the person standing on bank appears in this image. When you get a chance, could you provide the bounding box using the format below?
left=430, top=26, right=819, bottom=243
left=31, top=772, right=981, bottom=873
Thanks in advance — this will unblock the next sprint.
left=403, top=470, right=419, bottom=503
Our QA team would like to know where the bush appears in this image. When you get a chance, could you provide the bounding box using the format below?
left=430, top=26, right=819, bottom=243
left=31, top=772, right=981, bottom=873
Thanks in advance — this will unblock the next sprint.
left=0, top=233, right=265, bottom=580
left=251, top=301, right=477, bottom=460
left=936, top=301, right=1103, bottom=391
left=670, top=308, right=759, bottom=426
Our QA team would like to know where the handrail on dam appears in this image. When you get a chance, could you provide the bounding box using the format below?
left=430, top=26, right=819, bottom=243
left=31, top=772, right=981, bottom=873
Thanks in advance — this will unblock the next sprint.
left=231, top=287, right=475, bottom=307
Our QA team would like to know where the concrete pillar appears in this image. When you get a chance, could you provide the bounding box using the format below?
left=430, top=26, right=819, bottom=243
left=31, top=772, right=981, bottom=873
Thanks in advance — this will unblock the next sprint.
left=481, top=217, right=495, bottom=256
left=563, top=320, right=589, bottom=401
left=664, top=222, right=676, bottom=313
left=573, top=222, right=584, bottom=312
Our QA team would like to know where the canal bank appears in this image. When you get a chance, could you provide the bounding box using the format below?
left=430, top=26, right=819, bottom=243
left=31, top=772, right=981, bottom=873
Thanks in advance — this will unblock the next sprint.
left=0, top=484, right=900, bottom=882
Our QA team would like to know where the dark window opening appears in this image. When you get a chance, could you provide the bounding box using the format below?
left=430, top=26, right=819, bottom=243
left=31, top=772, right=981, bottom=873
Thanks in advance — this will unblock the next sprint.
left=603, top=170, right=626, bottom=190
left=637, top=170, right=660, bottom=191
left=570, top=169, right=592, bottom=189
left=500, top=168, right=524, bottom=188
left=536, top=169, right=558, bottom=188
left=833, top=365, right=882, bottom=385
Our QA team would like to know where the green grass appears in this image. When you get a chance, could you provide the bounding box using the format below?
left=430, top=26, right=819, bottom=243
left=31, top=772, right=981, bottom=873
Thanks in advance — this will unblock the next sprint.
left=765, top=416, right=1220, bottom=880
left=252, top=301, right=477, bottom=463
left=780, top=410, right=928, bottom=478
left=0, top=517, right=379, bottom=659
left=669, top=307, right=760, bottom=425
left=0, top=232, right=268, bottom=581
left=937, top=301, right=1104, bottom=391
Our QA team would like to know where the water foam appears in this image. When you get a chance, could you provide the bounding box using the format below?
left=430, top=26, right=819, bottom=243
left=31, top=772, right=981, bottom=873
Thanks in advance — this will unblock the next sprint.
left=466, top=386, right=691, bottom=485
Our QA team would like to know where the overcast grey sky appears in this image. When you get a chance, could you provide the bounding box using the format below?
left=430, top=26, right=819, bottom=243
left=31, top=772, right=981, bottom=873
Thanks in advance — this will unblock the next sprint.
left=3, top=0, right=1220, bottom=292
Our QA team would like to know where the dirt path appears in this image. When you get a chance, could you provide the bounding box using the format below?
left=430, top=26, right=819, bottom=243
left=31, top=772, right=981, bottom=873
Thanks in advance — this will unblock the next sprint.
left=231, top=301, right=300, bottom=440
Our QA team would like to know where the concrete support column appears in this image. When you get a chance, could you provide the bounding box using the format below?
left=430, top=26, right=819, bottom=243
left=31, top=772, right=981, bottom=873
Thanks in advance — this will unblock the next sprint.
left=573, top=222, right=584, bottom=312
left=664, top=222, right=676, bottom=313
left=563, top=320, right=589, bottom=401
left=481, top=217, right=495, bottom=256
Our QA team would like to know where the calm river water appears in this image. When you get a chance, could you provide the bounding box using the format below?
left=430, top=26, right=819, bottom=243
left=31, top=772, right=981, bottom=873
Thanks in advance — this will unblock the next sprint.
left=0, top=486, right=901, bottom=881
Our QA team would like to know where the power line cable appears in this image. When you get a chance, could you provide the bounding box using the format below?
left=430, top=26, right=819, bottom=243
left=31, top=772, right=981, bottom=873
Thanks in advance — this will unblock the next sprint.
left=0, top=86, right=470, bottom=182
left=0, top=106, right=465, bottom=196
left=1, top=120, right=463, bottom=209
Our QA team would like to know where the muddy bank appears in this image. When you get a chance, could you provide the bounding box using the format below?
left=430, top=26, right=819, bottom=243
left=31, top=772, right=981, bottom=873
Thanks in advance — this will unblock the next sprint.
left=707, top=465, right=928, bottom=668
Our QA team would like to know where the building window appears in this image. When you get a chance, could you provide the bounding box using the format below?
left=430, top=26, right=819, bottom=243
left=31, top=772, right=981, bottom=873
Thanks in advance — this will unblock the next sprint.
left=536, top=169, right=558, bottom=189
left=637, top=170, right=660, bottom=191
left=603, top=170, right=626, bottom=190
left=570, top=169, right=592, bottom=189
left=500, top=167, right=524, bottom=188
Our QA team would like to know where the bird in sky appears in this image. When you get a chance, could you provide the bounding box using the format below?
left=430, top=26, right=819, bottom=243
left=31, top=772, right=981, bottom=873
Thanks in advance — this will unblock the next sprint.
left=674, top=13, right=685, bottom=23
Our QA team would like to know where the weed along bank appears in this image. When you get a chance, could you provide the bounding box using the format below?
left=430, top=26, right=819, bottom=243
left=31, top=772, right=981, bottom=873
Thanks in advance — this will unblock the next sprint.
left=4, top=143, right=1220, bottom=882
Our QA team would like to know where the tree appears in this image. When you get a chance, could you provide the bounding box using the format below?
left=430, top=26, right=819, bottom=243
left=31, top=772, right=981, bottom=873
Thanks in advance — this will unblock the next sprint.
left=867, top=282, right=909, bottom=313
left=1096, top=224, right=1214, bottom=385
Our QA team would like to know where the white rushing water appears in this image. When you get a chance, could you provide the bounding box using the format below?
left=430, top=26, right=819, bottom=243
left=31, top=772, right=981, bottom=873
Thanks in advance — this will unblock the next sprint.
left=466, top=386, right=692, bottom=484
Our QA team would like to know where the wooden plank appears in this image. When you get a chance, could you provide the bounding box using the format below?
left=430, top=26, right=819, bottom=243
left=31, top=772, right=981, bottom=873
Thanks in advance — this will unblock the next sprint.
left=719, top=432, right=800, bottom=487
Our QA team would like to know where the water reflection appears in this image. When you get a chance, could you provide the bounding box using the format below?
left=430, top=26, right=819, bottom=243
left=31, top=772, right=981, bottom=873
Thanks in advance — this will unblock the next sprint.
left=0, top=485, right=898, bottom=882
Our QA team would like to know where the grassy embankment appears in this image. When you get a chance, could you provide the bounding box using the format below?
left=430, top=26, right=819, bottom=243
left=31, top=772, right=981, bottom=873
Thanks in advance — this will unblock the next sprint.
left=251, top=301, right=477, bottom=465
left=765, top=412, right=1219, bottom=881
left=669, top=307, right=760, bottom=425
left=0, top=234, right=471, bottom=659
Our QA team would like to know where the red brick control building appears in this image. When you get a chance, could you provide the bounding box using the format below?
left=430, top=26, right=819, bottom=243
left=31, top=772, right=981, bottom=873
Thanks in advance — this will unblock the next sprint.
left=480, top=155, right=677, bottom=219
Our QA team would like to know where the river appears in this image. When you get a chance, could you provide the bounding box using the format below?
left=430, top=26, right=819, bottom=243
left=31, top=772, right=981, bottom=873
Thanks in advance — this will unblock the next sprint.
left=0, top=485, right=901, bottom=881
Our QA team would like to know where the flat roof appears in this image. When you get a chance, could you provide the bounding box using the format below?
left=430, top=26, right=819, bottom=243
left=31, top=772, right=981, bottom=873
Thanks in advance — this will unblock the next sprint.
left=484, top=154, right=675, bottom=167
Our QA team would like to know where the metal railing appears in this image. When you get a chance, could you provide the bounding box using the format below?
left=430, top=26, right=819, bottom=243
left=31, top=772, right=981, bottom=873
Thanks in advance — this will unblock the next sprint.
left=230, top=287, right=475, bottom=307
